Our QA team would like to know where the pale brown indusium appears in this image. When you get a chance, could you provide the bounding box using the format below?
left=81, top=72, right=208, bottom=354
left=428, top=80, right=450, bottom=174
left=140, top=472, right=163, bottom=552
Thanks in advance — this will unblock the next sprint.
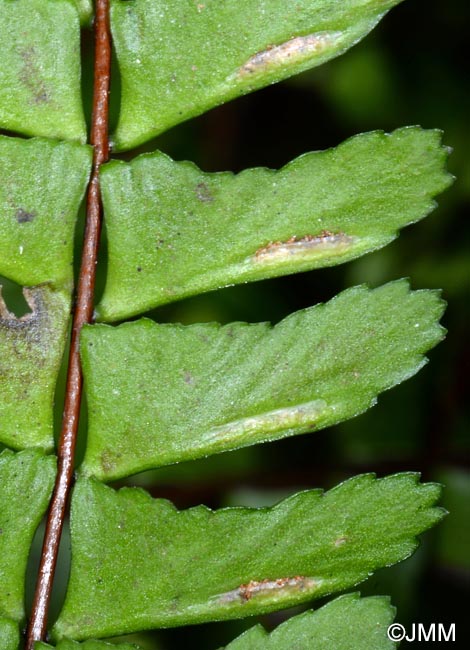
left=25, top=1, right=111, bottom=647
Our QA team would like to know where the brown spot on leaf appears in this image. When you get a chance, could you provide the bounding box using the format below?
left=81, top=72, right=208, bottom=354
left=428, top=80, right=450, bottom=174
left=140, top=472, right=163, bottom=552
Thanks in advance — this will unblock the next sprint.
left=195, top=182, right=213, bottom=203
left=334, top=535, right=348, bottom=547
left=16, top=208, right=36, bottom=223
left=100, top=449, right=117, bottom=474
left=18, top=46, right=50, bottom=104
left=184, top=370, right=194, bottom=385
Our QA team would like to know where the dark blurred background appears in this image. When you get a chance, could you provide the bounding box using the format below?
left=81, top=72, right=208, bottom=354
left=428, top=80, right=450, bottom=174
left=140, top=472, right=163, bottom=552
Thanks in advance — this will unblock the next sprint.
left=8, top=0, right=470, bottom=647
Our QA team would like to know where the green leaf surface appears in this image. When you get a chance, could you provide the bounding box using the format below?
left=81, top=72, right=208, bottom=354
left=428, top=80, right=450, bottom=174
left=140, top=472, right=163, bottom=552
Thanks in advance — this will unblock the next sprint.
left=37, top=640, right=141, bottom=650
left=54, top=473, right=443, bottom=640
left=0, top=285, right=70, bottom=451
left=223, top=593, right=395, bottom=650
left=74, top=0, right=93, bottom=25
left=0, top=135, right=92, bottom=289
left=83, top=281, right=445, bottom=481
left=96, top=128, right=451, bottom=321
left=110, top=0, right=404, bottom=150
left=0, top=617, right=19, bottom=650
left=0, top=0, right=87, bottom=142
left=0, top=449, right=56, bottom=622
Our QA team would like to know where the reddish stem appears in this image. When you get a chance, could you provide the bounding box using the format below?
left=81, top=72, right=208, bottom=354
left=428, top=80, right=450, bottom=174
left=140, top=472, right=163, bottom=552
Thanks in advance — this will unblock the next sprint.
left=25, top=1, right=111, bottom=646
